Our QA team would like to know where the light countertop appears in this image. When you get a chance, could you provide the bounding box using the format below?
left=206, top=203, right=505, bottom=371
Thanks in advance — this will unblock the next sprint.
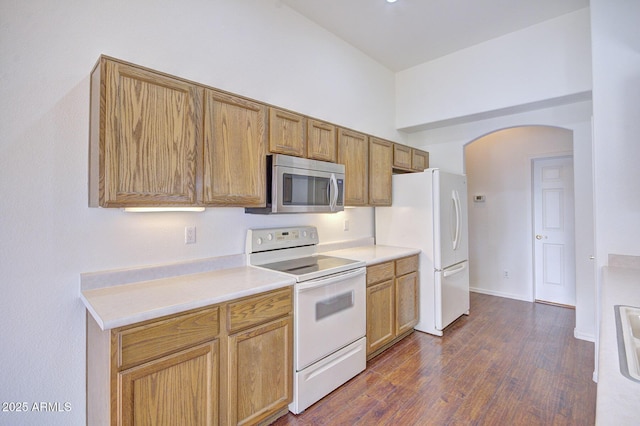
left=81, top=265, right=294, bottom=330
left=596, top=263, right=640, bottom=425
left=81, top=243, right=420, bottom=331
left=323, top=245, right=421, bottom=265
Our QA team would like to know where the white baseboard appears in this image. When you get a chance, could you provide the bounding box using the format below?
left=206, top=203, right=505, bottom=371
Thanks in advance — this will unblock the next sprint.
left=470, top=287, right=532, bottom=302
left=574, top=328, right=596, bottom=342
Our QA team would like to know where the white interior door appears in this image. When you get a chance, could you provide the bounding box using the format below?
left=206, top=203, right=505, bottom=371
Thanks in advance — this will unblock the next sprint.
left=533, top=156, right=576, bottom=306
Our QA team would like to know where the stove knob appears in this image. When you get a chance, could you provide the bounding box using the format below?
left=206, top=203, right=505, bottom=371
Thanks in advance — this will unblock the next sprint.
left=256, top=237, right=263, bottom=245
left=267, top=233, right=273, bottom=241
left=311, top=232, right=316, bottom=240
left=302, top=230, right=307, bottom=238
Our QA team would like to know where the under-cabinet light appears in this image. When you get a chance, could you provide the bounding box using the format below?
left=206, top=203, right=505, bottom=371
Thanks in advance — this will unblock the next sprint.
left=122, top=207, right=206, bottom=213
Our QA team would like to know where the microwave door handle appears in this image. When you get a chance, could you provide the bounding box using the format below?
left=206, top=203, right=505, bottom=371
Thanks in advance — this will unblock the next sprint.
left=329, top=173, right=338, bottom=211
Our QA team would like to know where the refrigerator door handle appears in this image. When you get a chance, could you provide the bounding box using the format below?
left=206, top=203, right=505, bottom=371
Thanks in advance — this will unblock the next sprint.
left=443, top=262, right=466, bottom=277
left=452, top=190, right=461, bottom=251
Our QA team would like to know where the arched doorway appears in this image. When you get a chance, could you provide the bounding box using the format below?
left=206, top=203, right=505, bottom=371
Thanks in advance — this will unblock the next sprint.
left=463, top=126, right=574, bottom=304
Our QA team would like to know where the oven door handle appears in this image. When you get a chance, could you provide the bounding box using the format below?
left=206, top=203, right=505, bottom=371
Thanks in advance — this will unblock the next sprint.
left=296, top=267, right=366, bottom=292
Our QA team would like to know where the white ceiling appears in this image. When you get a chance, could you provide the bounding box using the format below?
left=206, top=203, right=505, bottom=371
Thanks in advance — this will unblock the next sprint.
left=281, top=0, right=590, bottom=71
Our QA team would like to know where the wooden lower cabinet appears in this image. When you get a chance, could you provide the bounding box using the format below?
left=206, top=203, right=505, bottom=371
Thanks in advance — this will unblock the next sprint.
left=227, top=317, right=293, bottom=426
left=366, top=279, right=395, bottom=354
left=118, top=341, right=219, bottom=426
left=395, top=271, right=419, bottom=336
left=87, top=287, right=293, bottom=426
left=366, top=255, right=419, bottom=359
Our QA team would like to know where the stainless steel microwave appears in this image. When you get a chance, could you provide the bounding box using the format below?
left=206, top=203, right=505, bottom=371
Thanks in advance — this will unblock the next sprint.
left=245, top=154, right=345, bottom=214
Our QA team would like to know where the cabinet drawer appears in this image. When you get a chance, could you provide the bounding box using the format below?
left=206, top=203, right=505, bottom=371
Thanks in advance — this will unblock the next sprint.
left=227, top=287, right=292, bottom=334
left=396, top=255, right=419, bottom=276
left=117, top=306, right=220, bottom=370
left=367, top=261, right=395, bottom=286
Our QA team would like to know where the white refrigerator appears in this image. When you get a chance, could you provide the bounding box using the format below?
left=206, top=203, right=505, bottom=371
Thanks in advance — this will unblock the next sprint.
left=375, top=169, right=469, bottom=336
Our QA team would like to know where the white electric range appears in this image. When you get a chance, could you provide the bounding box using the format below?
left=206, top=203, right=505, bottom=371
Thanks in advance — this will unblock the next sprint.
left=246, top=226, right=367, bottom=414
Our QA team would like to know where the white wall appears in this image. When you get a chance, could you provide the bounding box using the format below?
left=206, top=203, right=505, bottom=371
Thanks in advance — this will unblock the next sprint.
left=396, top=8, right=592, bottom=131
left=0, top=1, right=398, bottom=424
left=590, top=0, right=640, bottom=375
left=591, top=0, right=640, bottom=262
left=406, top=101, right=596, bottom=340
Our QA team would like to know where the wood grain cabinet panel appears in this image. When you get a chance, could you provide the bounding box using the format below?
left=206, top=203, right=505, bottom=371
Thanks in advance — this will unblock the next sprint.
left=268, top=107, right=306, bottom=157
left=203, top=90, right=267, bottom=206
left=392, top=144, right=413, bottom=171
left=395, top=271, right=419, bottom=336
left=227, top=287, right=292, bottom=334
left=366, top=262, right=395, bottom=286
left=396, top=255, right=419, bottom=277
left=307, top=119, right=336, bottom=162
left=369, top=137, right=393, bottom=206
left=118, top=341, right=219, bottom=426
left=117, top=306, right=219, bottom=370
left=227, top=316, right=293, bottom=426
left=366, top=256, right=419, bottom=359
left=366, top=280, right=395, bottom=356
left=392, top=144, right=430, bottom=173
left=337, top=128, right=369, bottom=206
left=89, top=57, right=203, bottom=207
left=411, top=149, right=429, bottom=171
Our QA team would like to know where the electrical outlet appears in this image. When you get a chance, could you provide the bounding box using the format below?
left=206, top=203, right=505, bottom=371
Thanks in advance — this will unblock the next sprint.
left=503, top=269, right=509, bottom=279
left=343, top=219, right=349, bottom=231
left=185, top=226, right=196, bottom=244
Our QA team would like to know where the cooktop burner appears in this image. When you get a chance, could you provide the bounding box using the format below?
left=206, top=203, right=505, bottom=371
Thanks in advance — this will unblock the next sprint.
left=259, top=255, right=360, bottom=276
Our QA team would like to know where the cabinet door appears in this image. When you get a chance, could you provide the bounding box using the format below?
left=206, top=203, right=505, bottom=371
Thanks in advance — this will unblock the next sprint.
left=203, top=90, right=267, bottom=206
left=118, top=341, right=219, bottom=426
left=337, top=128, right=368, bottom=206
left=392, top=144, right=413, bottom=171
left=369, top=137, right=393, bottom=206
left=366, top=280, right=395, bottom=356
left=307, top=119, right=336, bottom=162
left=412, top=149, right=429, bottom=171
left=395, top=272, right=419, bottom=336
left=227, top=316, right=293, bottom=426
left=93, top=58, right=202, bottom=207
left=269, top=107, right=306, bottom=157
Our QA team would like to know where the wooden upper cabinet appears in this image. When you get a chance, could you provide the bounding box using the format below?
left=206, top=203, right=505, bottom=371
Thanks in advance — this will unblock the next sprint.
left=89, top=57, right=203, bottom=207
left=412, top=149, right=429, bottom=171
left=393, top=143, right=430, bottom=172
left=269, top=107, right=306, bottom=157
left=369, top=137, right=392, bottom=206
left=337, top=128, right=368, bottom=206
left=392, top=144, right=413, bottom=171
left=203, top=90, right=267, bottom=206
left=307, top=119, right=337, bottom=162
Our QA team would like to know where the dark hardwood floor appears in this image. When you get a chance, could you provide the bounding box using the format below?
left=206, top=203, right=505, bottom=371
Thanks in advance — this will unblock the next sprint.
left=273, top=292, right=596, bottom=425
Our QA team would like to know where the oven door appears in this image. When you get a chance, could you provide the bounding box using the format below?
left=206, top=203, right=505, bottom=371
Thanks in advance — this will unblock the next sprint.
left=274, top=165, right=344, bottom=213
left=294, top=267, right=366, bottom=370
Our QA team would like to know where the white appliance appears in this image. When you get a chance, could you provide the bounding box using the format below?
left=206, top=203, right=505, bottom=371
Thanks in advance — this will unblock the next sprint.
left=246, top=226, right=366, bottom=414
left=375, top=169, right=470, bottom=336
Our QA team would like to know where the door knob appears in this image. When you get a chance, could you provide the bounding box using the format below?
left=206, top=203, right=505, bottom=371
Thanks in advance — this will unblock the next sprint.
left=535, top=234, right=545, bottom=240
